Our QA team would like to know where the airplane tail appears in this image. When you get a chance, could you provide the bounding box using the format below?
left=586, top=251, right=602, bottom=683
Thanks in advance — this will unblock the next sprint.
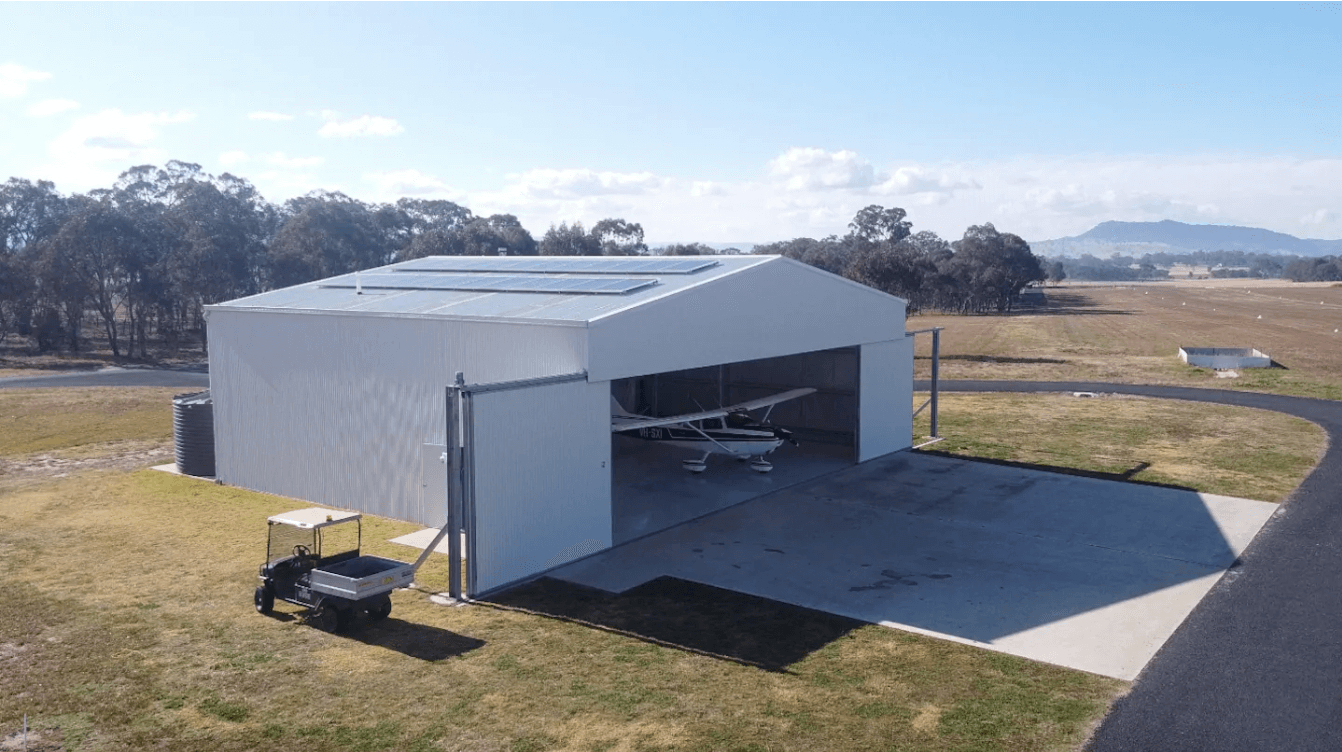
left=610, top=395, right=640, bottom=419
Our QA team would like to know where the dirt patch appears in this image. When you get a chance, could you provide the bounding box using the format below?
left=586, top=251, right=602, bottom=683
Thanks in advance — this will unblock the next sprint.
left=0, top=440, right=173, bottom=493
left=1, top=727, right=63, bottom=752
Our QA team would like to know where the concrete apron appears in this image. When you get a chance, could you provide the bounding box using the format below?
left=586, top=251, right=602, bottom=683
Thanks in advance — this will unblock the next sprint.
left=550, top=451, right=1277, bottom=680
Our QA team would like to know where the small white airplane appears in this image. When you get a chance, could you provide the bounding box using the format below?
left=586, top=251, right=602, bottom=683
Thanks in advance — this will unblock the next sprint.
left=611, top=387, right=817, bottom=473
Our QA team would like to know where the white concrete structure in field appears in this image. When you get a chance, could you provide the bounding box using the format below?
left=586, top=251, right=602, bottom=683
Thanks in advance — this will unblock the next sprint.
left=1179, top=347, right=1272, bottom=370
left=206, top=255, right=913, bottom=595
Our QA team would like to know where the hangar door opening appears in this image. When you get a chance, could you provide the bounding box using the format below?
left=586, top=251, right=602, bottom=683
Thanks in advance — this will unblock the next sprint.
left=609, top=347, right=858, bottom=545
left=461, top=374, right=613, bottom=596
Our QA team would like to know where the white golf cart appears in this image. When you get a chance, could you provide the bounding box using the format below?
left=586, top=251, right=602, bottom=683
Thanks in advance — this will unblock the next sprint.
left=255, top=508, right=416, bottom=632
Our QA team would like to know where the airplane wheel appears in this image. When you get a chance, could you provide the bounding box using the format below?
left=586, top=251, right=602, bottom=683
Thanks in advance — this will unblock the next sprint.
left=682, top=459, right=707, bottom=473
left=750, top=459, right=773, bottom=474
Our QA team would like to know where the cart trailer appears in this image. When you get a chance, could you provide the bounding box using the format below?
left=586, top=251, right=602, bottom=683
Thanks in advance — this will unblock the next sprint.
left=255, top=508, right=427, bottom=632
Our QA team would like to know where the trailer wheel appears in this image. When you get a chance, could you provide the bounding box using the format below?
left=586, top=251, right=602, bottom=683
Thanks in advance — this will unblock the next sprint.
left=368, top=598, right=392, bottom=621
left=254, top=586, right=274, bottom=615
left=312, top=603, right=342, bottom=633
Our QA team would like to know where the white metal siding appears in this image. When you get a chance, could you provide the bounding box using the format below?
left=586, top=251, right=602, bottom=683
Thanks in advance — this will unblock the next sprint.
left=207, top=309, right=587, bottom=524
left=468, top=379, right=612, bottom=594
left=586, top=258, right=906, bottom=382
left=859, top=338, right=914, bottom=461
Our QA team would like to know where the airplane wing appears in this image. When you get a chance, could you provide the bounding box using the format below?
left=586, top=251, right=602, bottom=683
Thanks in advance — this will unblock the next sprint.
left=610, top=387, right=816, bottom=433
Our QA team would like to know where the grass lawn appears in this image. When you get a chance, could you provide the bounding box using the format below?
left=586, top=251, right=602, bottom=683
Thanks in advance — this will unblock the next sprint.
left=913, top=392, right=1326, bottom=503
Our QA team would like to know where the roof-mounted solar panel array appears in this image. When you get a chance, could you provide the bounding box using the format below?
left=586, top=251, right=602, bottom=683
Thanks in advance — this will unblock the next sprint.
left=396, top=257, right=720, bottom=275
left=319, top=273, right=658, bottom=295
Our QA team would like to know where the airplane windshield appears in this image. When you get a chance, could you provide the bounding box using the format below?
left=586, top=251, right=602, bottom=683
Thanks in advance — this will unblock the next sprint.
left=726, top=412, right=752, bottom=428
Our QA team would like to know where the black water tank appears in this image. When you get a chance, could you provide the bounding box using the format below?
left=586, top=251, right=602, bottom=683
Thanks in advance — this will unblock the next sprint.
left=173, top=390, right=215, bottom=477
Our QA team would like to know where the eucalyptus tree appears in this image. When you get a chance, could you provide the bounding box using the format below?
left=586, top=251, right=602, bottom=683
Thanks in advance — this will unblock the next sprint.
left=539, top=221, right=600, bottom=256
left=590, top=218, right=647, bottom=256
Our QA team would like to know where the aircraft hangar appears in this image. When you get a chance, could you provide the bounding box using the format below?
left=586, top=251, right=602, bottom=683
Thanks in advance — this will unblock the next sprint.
left=205, top=254, right=912, bottom=596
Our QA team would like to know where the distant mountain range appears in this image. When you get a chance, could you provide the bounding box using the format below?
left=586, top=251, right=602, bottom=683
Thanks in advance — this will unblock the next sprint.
left=1033, top=220, right=1342, bottom=258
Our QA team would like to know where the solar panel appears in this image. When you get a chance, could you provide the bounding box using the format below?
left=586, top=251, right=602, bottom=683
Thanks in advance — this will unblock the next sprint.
left=319, top=273, right=658, bottom=295
left=395, top=257, right=720, bottom=275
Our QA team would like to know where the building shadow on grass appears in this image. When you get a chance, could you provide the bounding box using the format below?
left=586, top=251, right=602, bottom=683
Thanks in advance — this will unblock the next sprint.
left=487, top=576, right=863, bottom=672
left=916, top=450, right=1196, bottom=492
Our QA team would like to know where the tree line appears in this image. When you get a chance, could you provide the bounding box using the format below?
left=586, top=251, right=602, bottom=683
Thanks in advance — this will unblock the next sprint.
left=1043, top=249, right=1342, bottom=283
left=1, top=160, right=1045, bottom=360
left=755, top=205, right=1045, bottom=314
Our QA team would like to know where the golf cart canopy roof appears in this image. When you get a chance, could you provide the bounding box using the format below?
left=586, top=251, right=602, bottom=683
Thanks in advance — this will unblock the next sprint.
left=267, top=508, right=362, bottom=529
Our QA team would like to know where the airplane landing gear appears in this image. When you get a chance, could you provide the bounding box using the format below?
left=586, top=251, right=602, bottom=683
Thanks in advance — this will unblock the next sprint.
left=682, top=454, right=709, bottom=473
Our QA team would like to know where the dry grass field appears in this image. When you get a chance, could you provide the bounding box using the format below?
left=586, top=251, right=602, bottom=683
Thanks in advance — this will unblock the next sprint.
left=911, top=279, right=1342, bottom=400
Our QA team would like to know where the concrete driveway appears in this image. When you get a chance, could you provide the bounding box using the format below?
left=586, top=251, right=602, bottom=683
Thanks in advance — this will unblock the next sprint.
left=551, top=450, right=1275, bottom=680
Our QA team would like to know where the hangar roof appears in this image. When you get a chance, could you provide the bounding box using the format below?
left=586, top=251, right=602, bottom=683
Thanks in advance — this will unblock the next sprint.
left=207, top=254, right=904, bottom=327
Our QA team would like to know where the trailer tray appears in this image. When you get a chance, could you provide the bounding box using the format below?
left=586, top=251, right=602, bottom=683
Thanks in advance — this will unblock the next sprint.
left=309, top=555, right=415, bottom=600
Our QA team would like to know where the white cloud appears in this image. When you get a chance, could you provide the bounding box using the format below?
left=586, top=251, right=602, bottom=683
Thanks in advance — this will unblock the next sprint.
left=34, top=109, right=195, bottom=191
left=768, top=147, right=875, bottom=191
left=365, top=169, right=460, bottom=200
left=251, top=170, right=338, bottom=199
left=1300, top=208, right=1338, bottom=226
left=873, top=166, right=980, bottom=195
left=248, top=111, right=294, bottom=121
left=506, top=168, right=666, bottom=200
left=317, top=113, right=404, bottom=138
left=0, top=62, right=51, bottom=98
left=334, top=153, right=1342, bottom=249
left=265, top=152, right=323, bottom=169
left=48, top=109, right=193, bottom=162
left=219, top=150, right=249, bottom=167
left=26, top=98, right=79, bottom=117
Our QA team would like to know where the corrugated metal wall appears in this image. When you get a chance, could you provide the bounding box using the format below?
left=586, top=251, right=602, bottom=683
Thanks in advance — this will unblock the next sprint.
left=858, top=337, right=914, bottom=461
left=587, top=258, right=906, bottom=382
left=207, top=310, right=587, bottom=524
left=466, top=378, right=612, bottom=595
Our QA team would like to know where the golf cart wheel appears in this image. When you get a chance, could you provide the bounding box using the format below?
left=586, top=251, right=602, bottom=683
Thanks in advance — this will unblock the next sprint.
left=335, top=606, right=354, bottom=632
left=254, top=586, right=274, bottom=615
left=312, top=604, right=342, bottom=633
left=368, top=597, right=392, bottom=621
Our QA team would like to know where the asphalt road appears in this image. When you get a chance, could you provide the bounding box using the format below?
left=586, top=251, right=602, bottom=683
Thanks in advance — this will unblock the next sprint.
left=917, top=380, right=1342, bottom=752
left=0, top=367, right=209, bottom=389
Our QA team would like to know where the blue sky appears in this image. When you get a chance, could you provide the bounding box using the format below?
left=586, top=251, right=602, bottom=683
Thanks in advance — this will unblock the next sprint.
left=1, top=2, right=1339, bottom=244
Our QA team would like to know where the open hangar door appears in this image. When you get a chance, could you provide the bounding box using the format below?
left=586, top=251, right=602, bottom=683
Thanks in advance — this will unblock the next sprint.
left=610, top=347, right=859, bottom=545
left=459, top=374, right=613, bottom=596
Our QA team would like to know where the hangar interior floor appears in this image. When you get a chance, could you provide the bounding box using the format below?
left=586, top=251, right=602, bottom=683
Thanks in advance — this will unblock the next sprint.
left=611, top=435, right=853, bottom=545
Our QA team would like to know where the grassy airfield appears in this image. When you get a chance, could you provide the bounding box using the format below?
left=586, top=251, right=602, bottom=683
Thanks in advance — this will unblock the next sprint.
left=912, top=279, right=1342, bottom=400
